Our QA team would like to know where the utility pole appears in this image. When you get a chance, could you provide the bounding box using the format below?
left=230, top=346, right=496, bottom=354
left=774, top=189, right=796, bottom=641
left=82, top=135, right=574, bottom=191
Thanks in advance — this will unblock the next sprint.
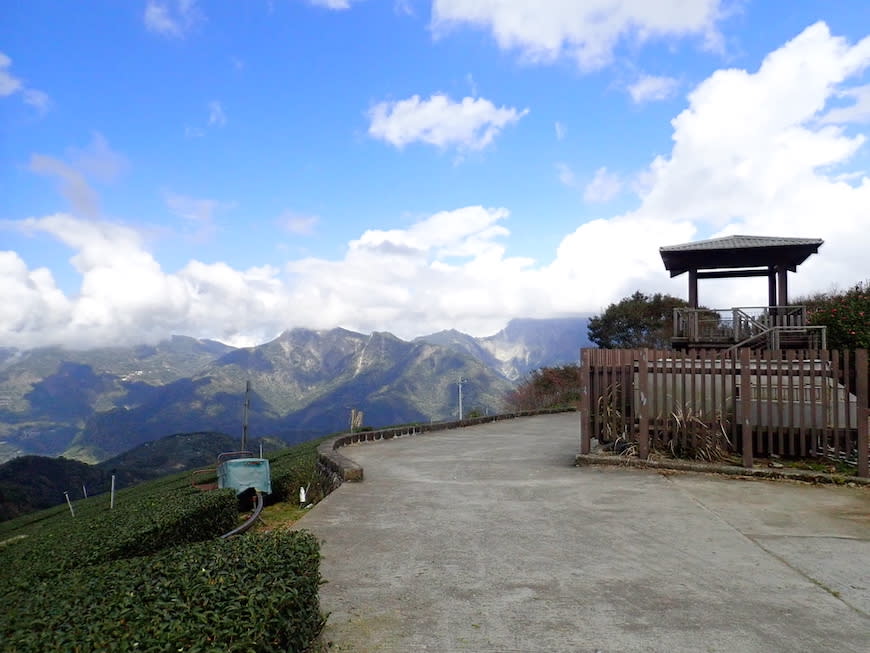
left=457, top=377, right=467, bottom=420
left=242, top=380, right=251, bottom=452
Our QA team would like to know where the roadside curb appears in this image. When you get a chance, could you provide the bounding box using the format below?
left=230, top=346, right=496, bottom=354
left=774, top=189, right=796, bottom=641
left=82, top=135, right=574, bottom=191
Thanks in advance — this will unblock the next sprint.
left=575, top=453, right=870, bottom=486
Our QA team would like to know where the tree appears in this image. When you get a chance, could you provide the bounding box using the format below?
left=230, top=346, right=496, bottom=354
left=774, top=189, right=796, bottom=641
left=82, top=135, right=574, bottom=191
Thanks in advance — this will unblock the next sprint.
left=801, top=281, right=869, bottom=351
left=588, top=291, right=689, bottom=349
left=505, top=365, right=581, bottom=411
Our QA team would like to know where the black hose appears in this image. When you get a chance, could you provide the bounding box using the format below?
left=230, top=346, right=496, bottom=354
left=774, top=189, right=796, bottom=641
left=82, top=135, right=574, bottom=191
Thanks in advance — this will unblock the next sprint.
left=220, top=491, right=264, bottom=539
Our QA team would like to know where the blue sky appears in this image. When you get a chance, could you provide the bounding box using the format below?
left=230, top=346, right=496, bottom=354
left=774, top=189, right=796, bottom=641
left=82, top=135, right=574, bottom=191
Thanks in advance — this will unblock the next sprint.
left=2, top=1, right=870, bottom=349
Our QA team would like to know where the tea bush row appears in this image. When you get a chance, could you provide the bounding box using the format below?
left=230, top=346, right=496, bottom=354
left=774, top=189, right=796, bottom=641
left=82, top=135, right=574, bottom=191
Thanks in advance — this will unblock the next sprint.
left=1, top=530, right=323, bottom=652
left=266, top=439, right=333, bottom=505
left=1, top=485, right=238, bottom=594
left=0, top=469, right=195, bottom=539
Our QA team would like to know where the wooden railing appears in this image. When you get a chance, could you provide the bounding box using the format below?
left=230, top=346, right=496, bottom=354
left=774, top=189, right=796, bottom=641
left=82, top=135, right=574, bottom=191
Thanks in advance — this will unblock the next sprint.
left=578, top=348, right=869, bottom=477
left=673, top=306, right=825, bottom=350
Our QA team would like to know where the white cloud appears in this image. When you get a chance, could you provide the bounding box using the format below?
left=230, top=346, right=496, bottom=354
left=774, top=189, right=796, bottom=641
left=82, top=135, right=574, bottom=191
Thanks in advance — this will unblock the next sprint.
left=184, top=102, right=226, bottom=137
left=69, top=132, right=129, bottom=182
left=22, top=88, right=51, bottom=112
left=554, top=121, right=566, bottom=140
left=144, top=0, right=201, bottom=38
left=607, top=21, right=870, bottom=307
left=0, top=52, right=22, bottom=96
left=29, top=156, right=100, bottom=217
left=6, top=22, right=870, bottom=349
left=306, top=0, right=361, bottom=9
left=394, top=0, right=414, bottom=16
left=555, top=162, right=576, bottom=188
left=637, top=22, right=870, bottom=227
left=557, top=163, right=622, bottom=203
left=165, top=193, right=221, bottom=223
left=368, top=94, right=528, bottom=151
left=465, top=72, right=478, bottom=96
left=584, top=167, right=622, bottom=202
left=821, top=84, right=870, bottom=124
left=208, top=100, right=227, bottom=127
left=0, top=51, right=50, bottom=113
left=144, top=3, right=179, bottom=36
left=283, top=206, right=539, bottom=335
left=0, top=251, right=71, bottom=338
left=431, top=0, right=726, bottom=70
left=165, top=192, right=231, bottom=242
left=27, top=134, right=127, bottom=217
left=627, top=74, right=679, bottom=103
left=4, top=215, right=288, bottom=349
left=278, top=212, right=319, bottom=236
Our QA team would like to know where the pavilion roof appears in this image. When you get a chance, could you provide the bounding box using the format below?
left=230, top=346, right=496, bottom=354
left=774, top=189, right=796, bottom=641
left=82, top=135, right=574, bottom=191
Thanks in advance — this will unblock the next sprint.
left=659, top=235, right=823, bottom=277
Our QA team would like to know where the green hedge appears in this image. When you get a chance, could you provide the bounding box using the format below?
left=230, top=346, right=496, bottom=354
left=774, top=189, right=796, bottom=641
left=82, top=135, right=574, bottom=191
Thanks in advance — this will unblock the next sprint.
left=267, top=439, right=327, bottom=504
left=1, top=530, right=324, bottom=652
left=0, top=469, right=197, bottom=539
left=1, top=486, right=238, bottom=595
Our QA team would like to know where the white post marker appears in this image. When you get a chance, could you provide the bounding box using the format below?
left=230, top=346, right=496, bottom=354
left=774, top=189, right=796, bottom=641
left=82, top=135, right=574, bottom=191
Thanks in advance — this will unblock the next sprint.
left=64, top=491, right=75, bottom=517
left=110, top=474, right=116, bottom=510
left=82, top=483, right=88, bottom=499
left=299, top=486, right=307, bottom=505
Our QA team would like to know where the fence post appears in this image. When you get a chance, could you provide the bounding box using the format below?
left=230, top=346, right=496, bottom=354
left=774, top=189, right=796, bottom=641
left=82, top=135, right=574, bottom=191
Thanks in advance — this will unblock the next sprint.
left=733, top=308, right=740, bottom=342
left=579, top=348, right=591, bottom=455
left=638, top=349, right=650, bottom=459
left=857, top=349, right=868, bottom=478
left=740, top=348, right=753, bottom=469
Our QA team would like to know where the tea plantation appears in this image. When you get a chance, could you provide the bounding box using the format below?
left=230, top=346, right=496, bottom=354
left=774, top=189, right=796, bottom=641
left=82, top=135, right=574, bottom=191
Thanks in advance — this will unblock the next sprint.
left=0, top=438, right=329, bottom=652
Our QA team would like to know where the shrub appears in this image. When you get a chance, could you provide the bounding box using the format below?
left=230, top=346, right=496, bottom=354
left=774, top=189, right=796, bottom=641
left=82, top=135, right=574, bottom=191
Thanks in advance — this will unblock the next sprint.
left=265, top=437, right=334, bottom=506
left=658, top=405, right=733, bottom=462
left=0, top=484, right=238, bottom=594
left=588, top=291, right=689, bottom=349
left=803, top=280, right=869, bottom=350
left=1, top=439, right=331, bottom=653
left=1, top=530, right=324, bottom=652
left=505, top=365, right=581, bottom=411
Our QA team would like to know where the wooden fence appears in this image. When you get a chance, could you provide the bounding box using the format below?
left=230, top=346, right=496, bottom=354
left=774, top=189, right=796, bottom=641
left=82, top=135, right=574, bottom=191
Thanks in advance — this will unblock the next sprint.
left=578, top=348, right=869, bottom=477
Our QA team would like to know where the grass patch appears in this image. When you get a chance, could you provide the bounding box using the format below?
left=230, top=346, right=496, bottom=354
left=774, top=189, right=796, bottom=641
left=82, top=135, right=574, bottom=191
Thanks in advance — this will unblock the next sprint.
left=256, top=500, right=309, bottom=532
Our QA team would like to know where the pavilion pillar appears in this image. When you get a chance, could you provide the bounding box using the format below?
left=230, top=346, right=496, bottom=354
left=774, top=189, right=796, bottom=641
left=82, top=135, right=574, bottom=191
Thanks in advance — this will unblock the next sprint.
left=768, top=266, right=777, bottom=308
left=688, top=269, right=698, bottom=308
left=776, top=266, right=789, bottom=306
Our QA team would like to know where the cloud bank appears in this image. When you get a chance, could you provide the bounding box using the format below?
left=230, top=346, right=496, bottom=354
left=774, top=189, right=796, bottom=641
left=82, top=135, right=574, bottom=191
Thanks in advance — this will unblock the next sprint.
left=4, top=22, right=870, bottom=349
left=431, top=0, right=726, bottom=70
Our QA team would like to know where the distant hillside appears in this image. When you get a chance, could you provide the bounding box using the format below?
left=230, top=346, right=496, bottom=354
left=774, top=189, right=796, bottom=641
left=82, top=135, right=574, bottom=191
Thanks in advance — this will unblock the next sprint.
left=417, top=317, right=591, bottom=380
left=0, top=318, right=590, bottom=464
left=0, top=336, right=236, bottom=462
left=98, top=431, right=288, bottom=477
left=0, top=455, right=141, bottom=521
left=0, top=327, right=515, bottom=464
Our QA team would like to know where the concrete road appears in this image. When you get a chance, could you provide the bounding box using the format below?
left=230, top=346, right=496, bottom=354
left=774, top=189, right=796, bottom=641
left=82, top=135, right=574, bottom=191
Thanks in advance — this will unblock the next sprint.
left=296, top=413, right=870, bottom=652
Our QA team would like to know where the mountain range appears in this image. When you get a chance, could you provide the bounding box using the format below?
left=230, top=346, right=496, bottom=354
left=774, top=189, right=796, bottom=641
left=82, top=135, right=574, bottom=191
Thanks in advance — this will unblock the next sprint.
left=0, top=318, right=590, bottom=464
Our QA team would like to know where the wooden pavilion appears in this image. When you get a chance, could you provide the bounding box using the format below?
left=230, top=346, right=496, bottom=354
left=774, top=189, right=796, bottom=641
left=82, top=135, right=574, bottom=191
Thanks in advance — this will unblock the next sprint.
left=659, top=235, right=826, bottom=350
left=578, top=234, right=868, bottom=478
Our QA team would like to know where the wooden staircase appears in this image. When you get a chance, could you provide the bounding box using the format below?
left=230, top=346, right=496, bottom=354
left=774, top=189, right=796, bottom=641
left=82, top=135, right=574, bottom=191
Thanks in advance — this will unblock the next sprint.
left=672, top=306, right=827, bottom=351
